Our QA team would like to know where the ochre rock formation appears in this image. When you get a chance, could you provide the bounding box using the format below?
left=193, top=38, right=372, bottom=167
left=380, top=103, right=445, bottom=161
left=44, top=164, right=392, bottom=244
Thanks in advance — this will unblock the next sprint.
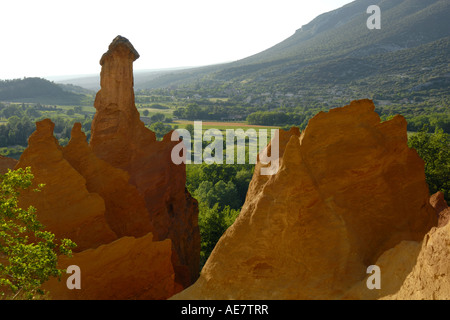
left=0, top=155, right=17, bottom=174
left=383, top=221, right=450, bottom=300
left=90, top=35, right=199, bottom=285
left=429, top=191, right=450, bottom=227
left=172, top=99, right=437, bottom=300
left=63, top=123, right=153, bottom=238
left=11, top=36, right=199, bottom=299
left=42, top=234, right=182, bottom=300
left=15, top=119, right=117, bottom=252
left=342, top=240, right=422, bottom=300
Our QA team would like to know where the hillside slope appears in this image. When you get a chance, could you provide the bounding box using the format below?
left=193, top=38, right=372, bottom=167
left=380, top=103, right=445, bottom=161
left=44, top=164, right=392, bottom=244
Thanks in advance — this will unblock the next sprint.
left=138, top=0, right=450, bottom=102
left=0, top=77, right=89, bottom=105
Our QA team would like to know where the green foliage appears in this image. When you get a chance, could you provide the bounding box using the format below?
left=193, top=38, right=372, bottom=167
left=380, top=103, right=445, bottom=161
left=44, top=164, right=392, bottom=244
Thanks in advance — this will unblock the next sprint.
left=149, top=121, right=176, bottom=140
left=187, top=163, right=253, bottom=268
left=0, top=167, right=76, bottom=299
left=406, top=114, right=450, bottom=133
left=187, top=163, right=253, bottom=207
left=198, top=202, right=239, bottom=268
left=150, top=112, right=166, bottom=123
left=247, top=110, right=307, bottom=127
left=0, top=103, right=93, bottom=149
left=195, top=180, right=240, bottom=210
left=408, top=127, right=450, bottom=203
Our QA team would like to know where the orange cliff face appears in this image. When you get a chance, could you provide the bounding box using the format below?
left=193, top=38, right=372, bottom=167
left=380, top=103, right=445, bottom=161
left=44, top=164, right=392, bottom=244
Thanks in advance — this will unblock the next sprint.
left=172, top=99, right=438, bottom=300
left=15, top=119, right=117, bottom=251
left=62, top=123, right=154, bottom=238
left=0, top=155, right=17, bottom=174
left=11, top=36, right=200, bottom=299
left=90, top=36, right=200, bottom=286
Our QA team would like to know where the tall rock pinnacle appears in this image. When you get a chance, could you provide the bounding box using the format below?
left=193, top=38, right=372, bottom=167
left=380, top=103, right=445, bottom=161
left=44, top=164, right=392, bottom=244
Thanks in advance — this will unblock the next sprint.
left=91, top=35, right=153, bottom=167
left=90, top=36, right=200, bottom=286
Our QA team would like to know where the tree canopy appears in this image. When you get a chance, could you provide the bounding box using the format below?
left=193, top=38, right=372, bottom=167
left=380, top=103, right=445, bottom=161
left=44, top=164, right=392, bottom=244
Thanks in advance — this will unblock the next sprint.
left=0, top=167, right=76, bottom=299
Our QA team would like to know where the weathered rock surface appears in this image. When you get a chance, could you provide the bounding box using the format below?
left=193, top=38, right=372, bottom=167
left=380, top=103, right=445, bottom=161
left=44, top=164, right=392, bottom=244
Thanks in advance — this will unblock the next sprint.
left=11, top=36, right=200, bottom=299
left=42, top=233, right=182, bottom=300
left=0, top=155, right=17, bottom=174
left=15, top=119, right=117, bottom=252
left=63, top=123, right=153, bottom=238
left=430, top=191, right=450, bottom=227
left=343, top=240, right=422, bottom=300
left=90, top=35, right=200, bottom=285
left=172, top=99, right=437, bottom=300
left=383, top=221, right=450, bottom=300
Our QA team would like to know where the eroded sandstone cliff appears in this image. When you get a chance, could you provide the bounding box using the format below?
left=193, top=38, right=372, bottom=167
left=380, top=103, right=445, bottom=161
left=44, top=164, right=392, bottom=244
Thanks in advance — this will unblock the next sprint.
left=0, top=155, right=17, bottom=174
left=12, top=36, right=200, bottom=299
left=172, top=99, right=438, bottom=300
left=16, top=119, right=117, bottom=252
left=90, top=36, right=200, bottom=285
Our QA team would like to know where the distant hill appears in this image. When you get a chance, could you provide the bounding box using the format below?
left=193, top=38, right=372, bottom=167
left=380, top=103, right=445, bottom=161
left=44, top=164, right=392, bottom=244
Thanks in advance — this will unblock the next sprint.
left=0, top=77, right=92, bottom=105
left=135, top=0, right=450, bottom=103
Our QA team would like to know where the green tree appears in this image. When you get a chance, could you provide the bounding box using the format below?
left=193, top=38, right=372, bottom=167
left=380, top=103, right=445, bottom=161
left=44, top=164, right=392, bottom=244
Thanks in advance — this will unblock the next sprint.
left=194, top=180, right=240, bottom=210
left=408, top=126, right=450, bottom=204
left=198, top=202, right=239, bottom=268
left=1, top=105, right=23, bottom=119
left=149, top=122, right=173, bottom=140
left=150, top=113, right=165, bottom=123
left=0, top=167, right=76, bottom=299
left=185, top=124, right=194, bottom=138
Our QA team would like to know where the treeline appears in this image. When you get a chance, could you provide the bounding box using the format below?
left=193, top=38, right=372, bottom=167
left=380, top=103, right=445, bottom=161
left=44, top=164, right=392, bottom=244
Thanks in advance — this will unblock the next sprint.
left=245, top=108, right=450, bottom=133
left=187, top=162, right=254, bottom=268
left=247, top=110, right=310, bottom=128
left=0, top=103, right=92, bottom=147
left=173, top=103, right=248, bottom=121
left=405, top=114, right=450, bottom=133
left=0, top=117, right=35, bottom=147
left=0, top=116, right=91, bottom=148
left=408, top=128, right=449, bottom=204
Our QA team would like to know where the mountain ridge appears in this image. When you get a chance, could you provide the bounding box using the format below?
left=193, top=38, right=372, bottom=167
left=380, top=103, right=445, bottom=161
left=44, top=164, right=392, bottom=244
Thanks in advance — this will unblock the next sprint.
left=1, top=0, right=448, bottom=107
left=136, top=0, right=449, bottom=97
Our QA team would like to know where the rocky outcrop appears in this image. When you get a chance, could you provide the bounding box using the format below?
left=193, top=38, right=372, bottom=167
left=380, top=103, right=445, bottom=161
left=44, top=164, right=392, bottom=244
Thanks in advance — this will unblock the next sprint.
left=430, top=191, right=450, bottom=227
left=381, top=221, right=450, bottom=300
left=0, top=155, right=17, bottom=174
left=42, top=234, right=181, bottom=300
left=90, top=35, right=200, bottom=285
left=12, top=36, right=199, bottom=299
left=172, top=99, right=437, bottom=300
left=372, top=192, right=450, bottom=300
left=18, top=118, right=181, bottom=299
left=62, top=123, right=153, bottom=238
left=15, top=119, right=117, bottom=252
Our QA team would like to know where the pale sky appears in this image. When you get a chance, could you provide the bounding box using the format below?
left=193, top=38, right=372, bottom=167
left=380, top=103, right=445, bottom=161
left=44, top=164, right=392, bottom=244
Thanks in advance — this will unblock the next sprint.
left=0, top=0, right=354, bottom=80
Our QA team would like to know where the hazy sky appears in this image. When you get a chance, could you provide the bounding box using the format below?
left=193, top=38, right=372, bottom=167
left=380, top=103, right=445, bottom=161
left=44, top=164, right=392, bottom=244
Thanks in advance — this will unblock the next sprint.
left=0, top=0, right=353, bottom=80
